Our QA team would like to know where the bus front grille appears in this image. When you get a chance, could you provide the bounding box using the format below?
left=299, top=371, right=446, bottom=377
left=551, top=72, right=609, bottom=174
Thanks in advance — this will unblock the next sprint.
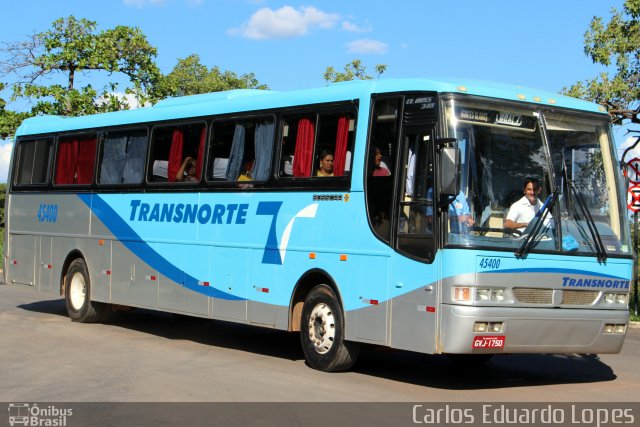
left=512, top=288, right=600, bottom=306
left=561, top=290, right=599, bottom=305
left=512, top=288, right=553, bottom=304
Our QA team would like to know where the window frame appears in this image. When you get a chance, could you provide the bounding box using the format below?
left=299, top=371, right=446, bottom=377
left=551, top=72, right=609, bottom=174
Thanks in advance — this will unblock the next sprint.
left=12, top=137, right=53, bottom=189
left=205, top=113, right=277, bottom=188
left=273, top=102, right=358, bottom=190
left=146, top=120, right=208, bottom=186
left=52, top=132, right=99, bottom=188
left=96, top=127, right=150, bottom=187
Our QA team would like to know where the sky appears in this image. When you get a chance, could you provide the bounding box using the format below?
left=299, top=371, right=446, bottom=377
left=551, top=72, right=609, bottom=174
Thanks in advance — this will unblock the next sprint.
left=0, top=0, right=636, bottom=182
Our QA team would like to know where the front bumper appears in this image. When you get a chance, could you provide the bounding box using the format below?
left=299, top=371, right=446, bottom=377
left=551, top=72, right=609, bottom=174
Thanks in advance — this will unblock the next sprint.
left=440, top=304, right=628, bottom=354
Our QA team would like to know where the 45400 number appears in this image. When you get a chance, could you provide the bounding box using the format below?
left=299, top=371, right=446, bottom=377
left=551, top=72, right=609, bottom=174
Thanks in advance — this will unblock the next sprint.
left=478, top=257, right=501, bottom=269
left=36, top=204, right=58, bottom=223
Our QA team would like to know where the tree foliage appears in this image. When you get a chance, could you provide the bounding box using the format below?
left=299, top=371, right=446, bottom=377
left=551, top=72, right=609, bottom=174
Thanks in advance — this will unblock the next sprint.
left=0, top=16, right=161, bottom=120
left=0, top=83, right=30, bottom=138
left=323, top=59, right=387, bottom=83
left=564, top=0, right=640, bottom=125
left=157, top=54, right=268, bottom=98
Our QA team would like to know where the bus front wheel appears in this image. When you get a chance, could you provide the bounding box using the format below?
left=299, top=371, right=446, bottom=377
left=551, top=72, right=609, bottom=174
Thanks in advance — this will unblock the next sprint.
left=64, top=258, right=109, bottom=323
left=300, top=284, right=360, bottom=372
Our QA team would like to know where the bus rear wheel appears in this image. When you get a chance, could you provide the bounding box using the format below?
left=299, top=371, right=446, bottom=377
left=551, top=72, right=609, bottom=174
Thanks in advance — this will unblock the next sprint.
left=64, top=258, right=109, bottom=323
left=300, top=284, right=360, bottom=372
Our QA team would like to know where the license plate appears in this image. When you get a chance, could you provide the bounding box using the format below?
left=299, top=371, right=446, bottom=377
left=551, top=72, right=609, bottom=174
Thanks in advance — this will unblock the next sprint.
left=472, top=335, right=505, bottom=349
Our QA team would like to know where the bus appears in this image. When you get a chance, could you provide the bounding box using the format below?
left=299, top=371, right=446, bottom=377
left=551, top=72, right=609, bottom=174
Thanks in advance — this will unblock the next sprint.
left=4, top=78, right=632, bottom=372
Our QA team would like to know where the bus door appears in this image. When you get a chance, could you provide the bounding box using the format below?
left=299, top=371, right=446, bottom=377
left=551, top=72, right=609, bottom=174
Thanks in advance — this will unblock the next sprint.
left=389, top=123, right=439, bottom=353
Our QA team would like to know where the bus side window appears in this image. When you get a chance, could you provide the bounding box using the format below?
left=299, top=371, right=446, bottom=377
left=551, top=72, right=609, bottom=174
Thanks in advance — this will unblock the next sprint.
left=148, top=123, right=206, bottom=183
left=14, top=138, right=51, bottom=186
left=279, top=111, right=355, bottom=178
left=313, top=113, right=355, bottom=177
left=98, top=129, right=148, bottom=185
left=209, top=117, right=274, bottom=183
left=54, top=134, right=98, bottom=185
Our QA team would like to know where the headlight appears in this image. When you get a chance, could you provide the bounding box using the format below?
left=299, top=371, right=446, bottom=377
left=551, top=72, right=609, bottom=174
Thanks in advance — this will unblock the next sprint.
left=614, top=324, right=626, bottom=334
left=474, top=322, right=488, bottom=332
left=491, top=289, right=506, bottom=302
left=454, top=287, right=510, bottom=303
left=476, top=289, right=490, bottom=301
left=602, top=293, right=628, bottom=305
left=476, top=288, right=506, bottom=302
left=616, top=294, right=628, bottom=304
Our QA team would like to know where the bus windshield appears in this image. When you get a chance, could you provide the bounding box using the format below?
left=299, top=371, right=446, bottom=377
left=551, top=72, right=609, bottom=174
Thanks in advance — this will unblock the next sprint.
left=444, top=99, right=631, bottom=256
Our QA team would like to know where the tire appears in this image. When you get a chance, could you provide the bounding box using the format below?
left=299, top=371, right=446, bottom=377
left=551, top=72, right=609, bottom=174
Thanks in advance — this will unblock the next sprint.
left=64, top=258, right=109, bottom=323
left=300, top=284, right=360, bottom=372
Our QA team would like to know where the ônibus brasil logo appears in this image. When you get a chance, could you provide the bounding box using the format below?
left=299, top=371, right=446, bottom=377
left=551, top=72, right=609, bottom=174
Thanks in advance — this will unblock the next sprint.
left=8, top=403, right=72, bottom=426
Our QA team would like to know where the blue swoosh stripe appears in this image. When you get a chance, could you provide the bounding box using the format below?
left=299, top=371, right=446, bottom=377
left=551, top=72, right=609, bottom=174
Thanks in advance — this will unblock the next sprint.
left=78, top=194, right=245, bottom=301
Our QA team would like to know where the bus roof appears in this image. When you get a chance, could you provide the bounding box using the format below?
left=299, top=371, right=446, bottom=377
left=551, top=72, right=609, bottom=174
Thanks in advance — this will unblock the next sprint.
left=15, top=78, right=607, bottom=137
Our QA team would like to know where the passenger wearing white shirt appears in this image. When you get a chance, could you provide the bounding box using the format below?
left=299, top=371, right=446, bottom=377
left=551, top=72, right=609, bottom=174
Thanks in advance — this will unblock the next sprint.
left=504, top=178, right=546, bottom=232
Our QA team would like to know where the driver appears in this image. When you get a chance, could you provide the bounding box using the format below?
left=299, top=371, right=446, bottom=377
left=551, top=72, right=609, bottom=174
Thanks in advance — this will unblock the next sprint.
left=504, top=177, right=550, bottom=233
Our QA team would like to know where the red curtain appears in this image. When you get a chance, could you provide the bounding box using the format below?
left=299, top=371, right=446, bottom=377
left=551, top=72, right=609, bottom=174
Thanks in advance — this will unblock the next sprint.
left=55, top=137, right=96, bottom=184
left=333, top=116, right=349, bottom=177
left=196, top=126, right=206, bottom=180
left=292, top=118, right=315, bottom=177
left=167, top=129, right=184, bottom=182
left=55, top=139, right=77, bottom=184
left=76, top=138, right=96, bottom=184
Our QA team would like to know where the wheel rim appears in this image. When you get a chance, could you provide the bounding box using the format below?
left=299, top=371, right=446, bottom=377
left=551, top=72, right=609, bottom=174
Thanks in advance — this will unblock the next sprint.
left=307, top=302, right=336, bottom=354
left=69, top=272, right=86, bottom=310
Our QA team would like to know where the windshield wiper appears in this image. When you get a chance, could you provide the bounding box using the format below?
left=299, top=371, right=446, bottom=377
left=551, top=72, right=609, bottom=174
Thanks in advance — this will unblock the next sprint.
left=567, top=179, right=607, bottom=262
left=516, top=188, right=558, bottom=258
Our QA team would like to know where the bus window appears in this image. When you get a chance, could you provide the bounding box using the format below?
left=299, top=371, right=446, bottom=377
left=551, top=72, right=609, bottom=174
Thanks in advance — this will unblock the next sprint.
left=148, top=123, right=206, bottom=183
left=366, top=98, right=402, bottom=242
left=209, top=117, right=275, bottom=183
left=14, top=138, right=51, bottom=185
left=54, top=134, right=97, bottom=185
left=396, top=129, right=436, bottom=261
left=312, top=113, right=355, bottom=177
left=98, top=129, right=148, bottom=185
left=279, top=111, right=355, bottom=178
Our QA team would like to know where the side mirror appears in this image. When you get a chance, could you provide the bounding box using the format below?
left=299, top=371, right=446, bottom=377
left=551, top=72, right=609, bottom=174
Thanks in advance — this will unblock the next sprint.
left=440, top=146, right=460, bottom=197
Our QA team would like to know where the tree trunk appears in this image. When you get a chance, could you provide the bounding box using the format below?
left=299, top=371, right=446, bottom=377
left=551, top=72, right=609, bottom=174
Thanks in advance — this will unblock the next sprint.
left=67, top=66, right=75, bottom=115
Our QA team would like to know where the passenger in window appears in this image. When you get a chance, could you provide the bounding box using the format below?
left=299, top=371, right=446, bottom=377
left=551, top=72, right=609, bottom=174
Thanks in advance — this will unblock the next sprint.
left=176, top=157, right=198, bottom=182
left=238, top=159, right=254, bottom=182
left=371, top=147, right=391, bottom=176
left=504, top=177, right=550, bottom=232
left=316, top=150, right=334, bottom=177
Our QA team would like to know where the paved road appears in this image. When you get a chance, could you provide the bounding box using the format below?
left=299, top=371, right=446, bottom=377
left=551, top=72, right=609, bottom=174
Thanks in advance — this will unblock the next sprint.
left=1, top=282, right=639, bottom=403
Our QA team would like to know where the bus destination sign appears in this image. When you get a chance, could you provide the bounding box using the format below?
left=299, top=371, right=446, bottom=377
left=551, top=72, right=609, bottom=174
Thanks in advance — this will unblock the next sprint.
left=456, top=107, right=537, bottom=130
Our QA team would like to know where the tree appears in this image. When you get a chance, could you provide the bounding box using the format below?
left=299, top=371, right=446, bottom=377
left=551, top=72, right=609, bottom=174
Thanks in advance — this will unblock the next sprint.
left=157, top=54, right=268, bottom=98
left=322, top=59, right=387, bottom=83
left=0, top=83, right=30, bottom=138
left=0, top=16, right=161, bottom=119
left=563, top=0, right=640, bottom=125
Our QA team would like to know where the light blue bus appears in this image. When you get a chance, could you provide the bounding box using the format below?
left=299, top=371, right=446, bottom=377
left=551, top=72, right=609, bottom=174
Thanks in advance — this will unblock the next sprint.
left=5, top=78, right=632, bottom=371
